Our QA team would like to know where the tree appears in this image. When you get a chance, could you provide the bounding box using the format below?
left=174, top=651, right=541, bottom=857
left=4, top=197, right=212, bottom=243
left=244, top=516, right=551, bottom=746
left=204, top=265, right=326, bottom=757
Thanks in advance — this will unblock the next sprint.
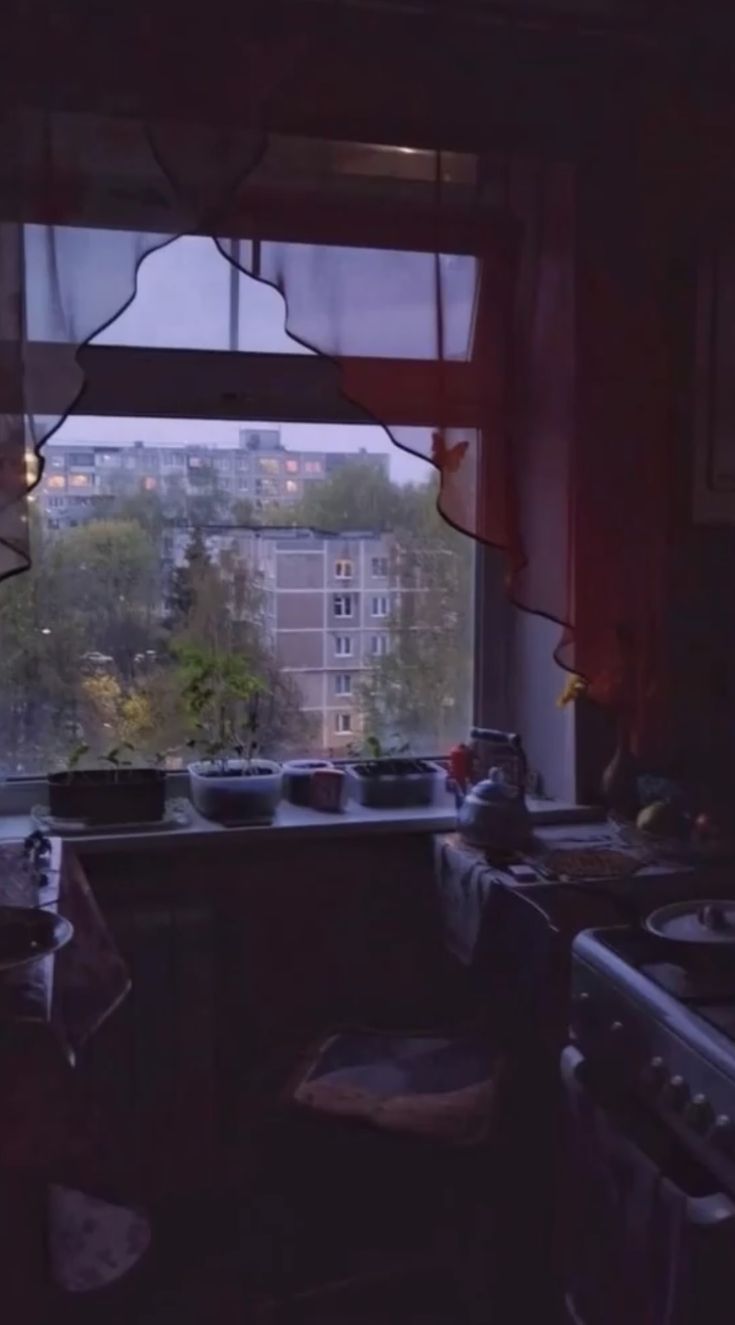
left=48, top=518, right=160, bottom=682
left=166, top=526, right=211, bottom=628
left=294, top=462, right=402, bottom=532
left=358, top=476, right=474, bottom=753
left=168, top=530, right=310, bottom=756
left=0, top=509, right=85, bottom=771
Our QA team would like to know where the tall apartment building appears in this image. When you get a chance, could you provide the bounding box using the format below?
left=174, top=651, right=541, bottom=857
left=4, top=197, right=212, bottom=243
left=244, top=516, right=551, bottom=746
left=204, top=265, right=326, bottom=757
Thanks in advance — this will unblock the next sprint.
left=168, top=525, right=397, bottom=751
left=39, top=429, right=389, bottom=529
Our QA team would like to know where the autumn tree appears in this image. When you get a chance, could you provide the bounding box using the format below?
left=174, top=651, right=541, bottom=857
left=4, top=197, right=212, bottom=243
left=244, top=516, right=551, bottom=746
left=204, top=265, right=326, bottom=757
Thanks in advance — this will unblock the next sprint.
left=358, top=476, right=474, bottom=753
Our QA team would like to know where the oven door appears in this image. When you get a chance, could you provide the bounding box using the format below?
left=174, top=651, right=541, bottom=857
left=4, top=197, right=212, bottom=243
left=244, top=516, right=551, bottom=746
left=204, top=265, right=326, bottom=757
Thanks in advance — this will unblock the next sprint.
left=561, top=1045, right=735, bottom=1325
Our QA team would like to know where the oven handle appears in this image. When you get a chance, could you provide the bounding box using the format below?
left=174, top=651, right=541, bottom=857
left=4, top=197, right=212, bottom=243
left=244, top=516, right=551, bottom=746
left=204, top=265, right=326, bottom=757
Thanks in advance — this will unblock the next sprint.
left=561, top=1044, right=735, bottom=1229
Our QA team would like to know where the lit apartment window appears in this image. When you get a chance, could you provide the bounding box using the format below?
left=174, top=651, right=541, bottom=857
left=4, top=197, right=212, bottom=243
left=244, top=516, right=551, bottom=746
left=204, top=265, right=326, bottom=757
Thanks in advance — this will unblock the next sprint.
left=371, top=634, right=389, bottom=656
left=69, top=473, right=91, bottom=489
left=46, top=475, right=66, bottom=489
left=304, top=460, right=323, bottom=475
left=333, top=594, right=353, bottom=618
left=284, top=479, right=299, bottom=495
left=371, top=595, right=389, bottom=618
left=143, top=476, right=157, bottom=491
left=335, top=636, right=353, bottom=657
left=335, top=712, right=352, bottom=734
left=335, top=673, right=352, bottom=696
left=258, top=458, right=280, bottom=474
left=371, top=557, right=389, bottom=577
left=335, top=559, right=353, bottom=580
left=285, top=459, right=299, bottom=474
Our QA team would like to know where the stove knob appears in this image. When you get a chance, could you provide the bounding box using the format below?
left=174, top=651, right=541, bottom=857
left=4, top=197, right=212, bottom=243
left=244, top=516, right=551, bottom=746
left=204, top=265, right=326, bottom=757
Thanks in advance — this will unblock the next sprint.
left=710, top=1115, right=735, bottom=1155
left=662, top=1075, right=689, bottom=1111
left=642, top=1056, right=667, bottom=1091
left=683, top=1094, right=713, bottom=1133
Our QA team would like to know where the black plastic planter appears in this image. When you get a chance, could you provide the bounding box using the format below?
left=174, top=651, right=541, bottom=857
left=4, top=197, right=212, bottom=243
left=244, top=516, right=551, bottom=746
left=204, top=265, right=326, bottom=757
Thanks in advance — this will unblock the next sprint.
left=47, top=768, right=166, bottom=825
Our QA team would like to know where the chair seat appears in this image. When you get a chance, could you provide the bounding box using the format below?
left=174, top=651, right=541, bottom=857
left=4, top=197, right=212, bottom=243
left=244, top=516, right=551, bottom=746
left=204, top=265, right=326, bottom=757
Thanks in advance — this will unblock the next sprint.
left=290, top=1031, right=502, bottom=1146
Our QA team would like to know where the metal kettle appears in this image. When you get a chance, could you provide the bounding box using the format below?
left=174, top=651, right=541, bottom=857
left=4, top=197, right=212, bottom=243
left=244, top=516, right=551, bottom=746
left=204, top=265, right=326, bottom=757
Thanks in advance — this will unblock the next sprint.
left=458, top=767, right=530, bottom=850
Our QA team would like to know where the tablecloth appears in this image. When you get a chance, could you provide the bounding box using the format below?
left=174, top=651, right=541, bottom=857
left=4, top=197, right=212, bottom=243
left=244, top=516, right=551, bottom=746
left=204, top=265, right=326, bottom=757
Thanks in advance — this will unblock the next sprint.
left=433, top=821, right=685, bottom=967
left=0, top=836, right=150, bottom=1299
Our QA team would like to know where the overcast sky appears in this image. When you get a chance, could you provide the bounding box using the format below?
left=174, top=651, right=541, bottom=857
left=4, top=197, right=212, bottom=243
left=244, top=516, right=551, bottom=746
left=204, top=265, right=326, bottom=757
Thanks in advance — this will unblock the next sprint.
left=50, top=236, right=435, bottom=485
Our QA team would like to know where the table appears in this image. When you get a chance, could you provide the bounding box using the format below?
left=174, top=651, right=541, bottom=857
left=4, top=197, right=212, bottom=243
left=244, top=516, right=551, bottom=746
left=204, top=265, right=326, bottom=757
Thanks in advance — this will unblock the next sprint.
left=433, top=820, right=692, bottom=967
left=0, top=836, right=150, bottom=1312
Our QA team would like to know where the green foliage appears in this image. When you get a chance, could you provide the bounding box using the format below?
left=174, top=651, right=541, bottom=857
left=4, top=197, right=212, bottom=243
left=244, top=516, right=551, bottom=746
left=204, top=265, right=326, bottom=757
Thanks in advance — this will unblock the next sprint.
left=293, top=462, right=402, bottom=533
left=357, top=475, right=473, bottom=753
left=67, top=742, right=90, bottom=772
left=176, top=641, right=263, bottom=766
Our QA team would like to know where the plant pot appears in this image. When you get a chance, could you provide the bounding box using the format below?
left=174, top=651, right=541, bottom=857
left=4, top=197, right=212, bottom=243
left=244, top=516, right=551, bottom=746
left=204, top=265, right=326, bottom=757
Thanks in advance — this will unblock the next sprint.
left=282, top=760, right=332, bottom=807
left=347, top=759, right=443, bottom=810
left=47, top=768, right=166, bottom=825
left=188, top=759, right=282, bottom=824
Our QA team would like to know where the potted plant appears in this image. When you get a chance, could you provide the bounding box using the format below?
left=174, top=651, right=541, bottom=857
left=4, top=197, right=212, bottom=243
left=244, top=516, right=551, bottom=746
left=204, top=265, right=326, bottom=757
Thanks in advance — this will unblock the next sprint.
left=180, top=645, right=282, bottom=824
left=347, top=736, right=443, bottom=809
left=47, top=742, right=167, bottom=825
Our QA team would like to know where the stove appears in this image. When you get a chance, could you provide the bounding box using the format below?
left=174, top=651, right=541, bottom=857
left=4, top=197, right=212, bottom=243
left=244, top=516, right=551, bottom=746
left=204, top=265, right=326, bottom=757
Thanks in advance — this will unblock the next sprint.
left=571, top=924, right=735, bottom=1190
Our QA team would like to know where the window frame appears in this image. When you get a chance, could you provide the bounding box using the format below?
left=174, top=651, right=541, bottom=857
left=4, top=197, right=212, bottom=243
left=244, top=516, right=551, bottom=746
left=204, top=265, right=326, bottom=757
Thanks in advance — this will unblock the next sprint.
left=334, top=559, right=353, bottom=581
left=335, top=635, right=354, bottom=658
left=335, top=712, right=353, bottom=735
left=370, top=594, right=389, bottom=618
left=335, top=672, right=353, bottom=697
left=333, top=594, right=354, bottom=619
left=2, top=200, right=524, bottom=796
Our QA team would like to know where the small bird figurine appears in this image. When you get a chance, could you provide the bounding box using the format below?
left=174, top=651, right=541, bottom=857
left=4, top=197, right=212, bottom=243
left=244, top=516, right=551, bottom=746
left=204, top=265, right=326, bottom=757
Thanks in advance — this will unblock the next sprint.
left=431, top=430, right=469, bottom=475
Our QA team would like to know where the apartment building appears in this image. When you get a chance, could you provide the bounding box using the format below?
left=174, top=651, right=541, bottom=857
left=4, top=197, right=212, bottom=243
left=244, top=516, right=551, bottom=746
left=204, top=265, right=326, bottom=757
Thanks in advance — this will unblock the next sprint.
left=40, top=430, right=389, bottom=529
left=168, top=525, right=397, bottom=750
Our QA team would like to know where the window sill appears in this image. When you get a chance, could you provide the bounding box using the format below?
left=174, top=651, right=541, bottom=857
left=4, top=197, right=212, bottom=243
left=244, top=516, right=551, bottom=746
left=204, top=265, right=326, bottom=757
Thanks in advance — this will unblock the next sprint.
left=0, top=789, right=597, bottom=855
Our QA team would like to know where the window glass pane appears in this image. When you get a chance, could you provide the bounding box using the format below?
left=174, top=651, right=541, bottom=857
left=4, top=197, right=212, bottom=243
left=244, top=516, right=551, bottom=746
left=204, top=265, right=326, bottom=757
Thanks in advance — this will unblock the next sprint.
left=25, top=231, right=476, bottom=360
left=1, top=414, right=474, bottom=772
left=24, top=230, right=309, bottom=355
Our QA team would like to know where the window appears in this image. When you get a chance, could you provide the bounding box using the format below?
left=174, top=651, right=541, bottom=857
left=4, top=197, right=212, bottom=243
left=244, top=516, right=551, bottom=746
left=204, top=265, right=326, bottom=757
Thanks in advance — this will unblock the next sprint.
left=371, top=595, right=389, bottom=618
left=67, top=452, right=96, bottom=467
left=335, top=560, right=353, bottom=580
left=335, top=713, right=352, bottom=734
left=143, top=476, right=157, bottom=491
left=4, top=217, right=479, bottom=776
left=371, top=634, right=389, bottom=656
